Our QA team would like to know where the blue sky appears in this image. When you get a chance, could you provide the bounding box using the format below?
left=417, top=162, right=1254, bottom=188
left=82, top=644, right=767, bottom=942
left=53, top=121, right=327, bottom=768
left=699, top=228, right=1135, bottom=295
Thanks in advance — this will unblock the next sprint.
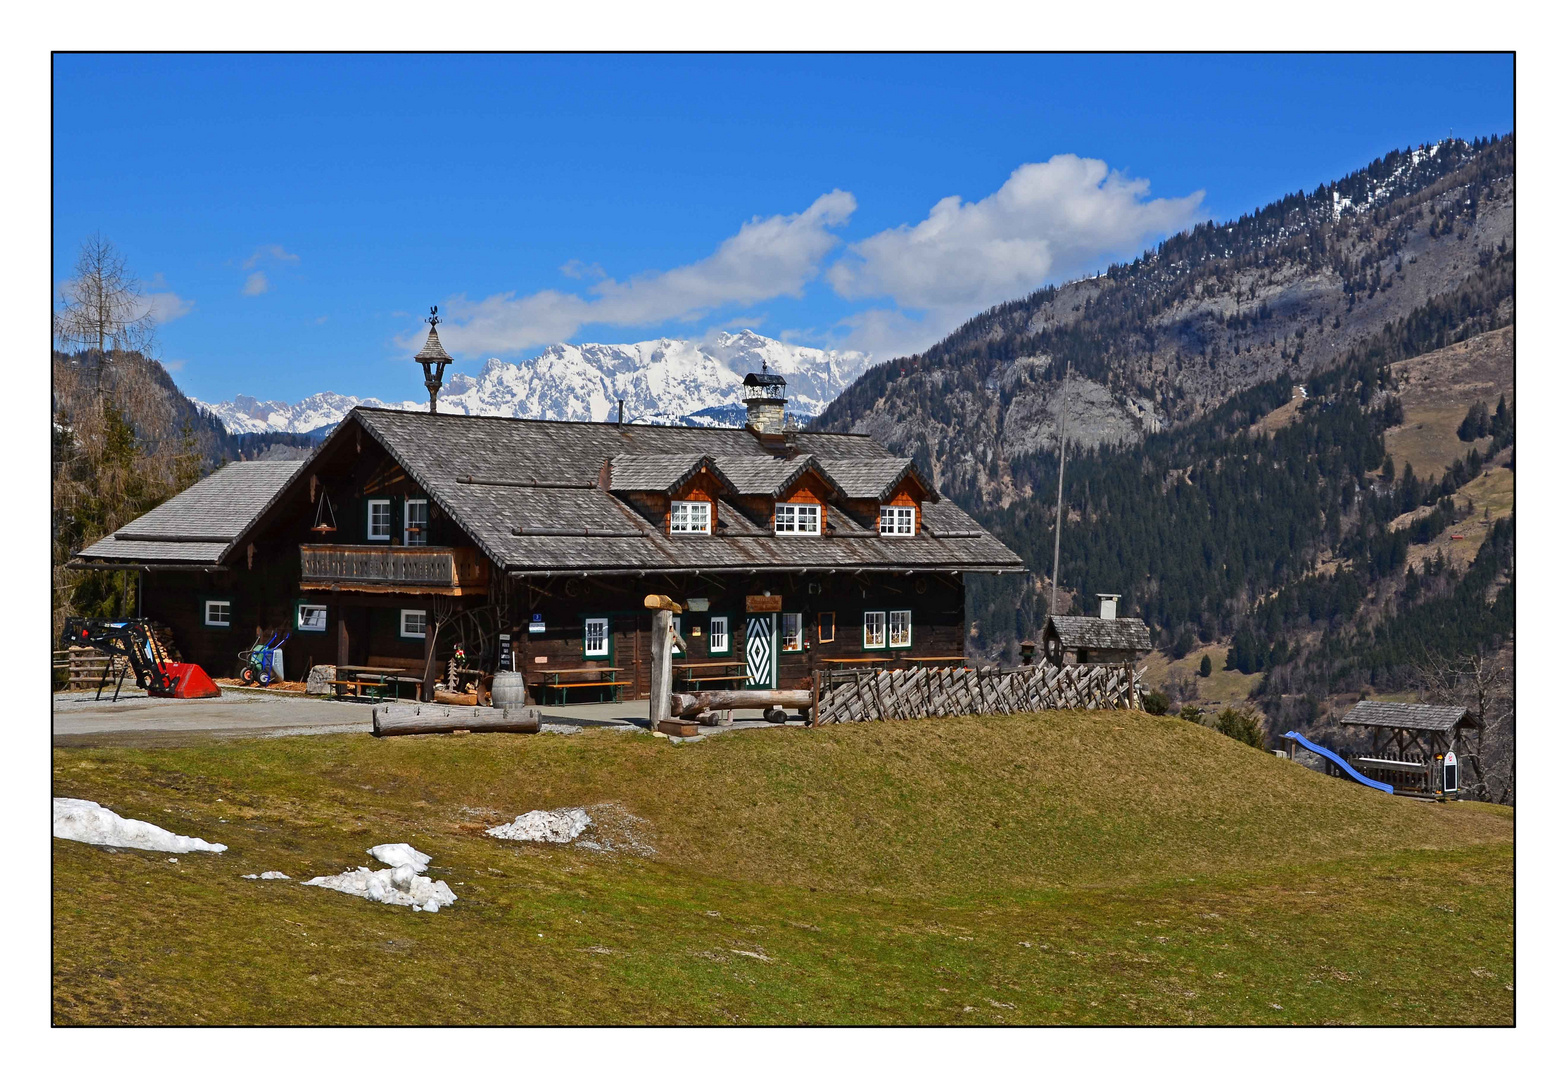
left=53, top=53, right=1514, bottom=405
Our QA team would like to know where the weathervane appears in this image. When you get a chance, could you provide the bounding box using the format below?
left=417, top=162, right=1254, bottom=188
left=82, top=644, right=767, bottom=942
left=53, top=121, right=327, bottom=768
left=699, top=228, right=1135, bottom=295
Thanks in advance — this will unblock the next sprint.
left=414, top=304, right=454, bottom=414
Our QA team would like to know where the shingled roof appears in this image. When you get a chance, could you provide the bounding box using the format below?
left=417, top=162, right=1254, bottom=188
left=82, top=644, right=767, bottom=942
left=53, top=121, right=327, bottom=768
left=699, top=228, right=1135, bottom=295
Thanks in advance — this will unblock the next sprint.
left=1341, top=700, right=1476, bottom=732
left=75, top=460, right=305, bottom=566
left=322, top=408, right=1022, bottom=575
left=1047, top=615, right=1153, bottom=652
left=608, top=454, right=721, bottom=495
left=815, top=456, right=932, bottom=501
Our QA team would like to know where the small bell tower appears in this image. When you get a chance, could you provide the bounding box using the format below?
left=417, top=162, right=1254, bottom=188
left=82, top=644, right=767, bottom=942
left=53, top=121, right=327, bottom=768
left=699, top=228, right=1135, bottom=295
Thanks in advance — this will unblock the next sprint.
left=742, top=360, right=788, bottom=435
left=414, top=306, right=453, bottom=414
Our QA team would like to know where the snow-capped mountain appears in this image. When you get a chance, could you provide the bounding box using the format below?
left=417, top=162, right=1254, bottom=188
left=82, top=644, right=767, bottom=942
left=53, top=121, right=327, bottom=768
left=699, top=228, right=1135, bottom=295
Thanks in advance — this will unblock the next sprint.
left=196, top=331, right=870, bottom=435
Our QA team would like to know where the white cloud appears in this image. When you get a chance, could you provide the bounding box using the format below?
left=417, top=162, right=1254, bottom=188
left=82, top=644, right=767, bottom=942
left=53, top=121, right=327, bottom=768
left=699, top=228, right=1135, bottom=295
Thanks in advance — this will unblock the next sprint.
left=828, top=156, right=1203, bottom=315
left=243, top=244, right=300, bottom=269
left=144, top=291, right=194, bottom=324
left=829, top=307, right=947, bottom=362
left=432, top=190, right=857, bottom=356
left=242, top=271, right=269, bottom=296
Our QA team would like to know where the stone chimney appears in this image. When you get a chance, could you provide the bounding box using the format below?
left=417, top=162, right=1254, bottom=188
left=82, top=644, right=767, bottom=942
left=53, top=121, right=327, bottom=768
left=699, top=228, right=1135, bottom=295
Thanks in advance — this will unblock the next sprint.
left=742, top=362, right=788, bottom=435
left=1097, top=593, right=1120, bottom=620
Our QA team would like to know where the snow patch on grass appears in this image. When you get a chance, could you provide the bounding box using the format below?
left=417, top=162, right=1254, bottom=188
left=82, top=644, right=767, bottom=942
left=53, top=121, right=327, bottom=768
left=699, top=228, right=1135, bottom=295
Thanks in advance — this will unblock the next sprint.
left=486, top=808, right=591, bottom=844
left=368, top=843, right=430, bottom=872
left=301, top=842, right=454, bottom=912
left=243, top=871, right=290, bottom=880
left=302, top=864, right=456, bottom=912
left=53, top=798, right=226, bottom=854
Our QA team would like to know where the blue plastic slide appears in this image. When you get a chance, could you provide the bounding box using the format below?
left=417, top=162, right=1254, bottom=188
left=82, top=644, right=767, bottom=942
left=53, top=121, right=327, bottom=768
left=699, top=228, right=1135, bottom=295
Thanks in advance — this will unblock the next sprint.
left=1281, top=730, right=1394, bottom=794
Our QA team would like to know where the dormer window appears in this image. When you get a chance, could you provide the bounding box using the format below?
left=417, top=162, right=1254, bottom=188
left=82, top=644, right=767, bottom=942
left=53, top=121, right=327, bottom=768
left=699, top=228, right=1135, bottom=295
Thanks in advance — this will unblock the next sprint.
left=670, top=500, right=711, bottom=535
left=880, top=505, right=915, bottom=536
left=775, top=502, right=820, bottom=536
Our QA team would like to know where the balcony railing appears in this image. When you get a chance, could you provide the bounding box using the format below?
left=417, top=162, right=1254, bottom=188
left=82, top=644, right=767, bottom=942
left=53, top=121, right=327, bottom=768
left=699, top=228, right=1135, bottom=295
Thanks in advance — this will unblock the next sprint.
left=299, top=544, right=489, bottom=593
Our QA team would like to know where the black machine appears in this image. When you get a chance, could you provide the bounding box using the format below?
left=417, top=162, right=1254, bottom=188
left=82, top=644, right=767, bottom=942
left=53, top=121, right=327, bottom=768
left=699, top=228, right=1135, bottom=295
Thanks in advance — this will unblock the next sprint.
left=59, top=618, right=220, bottom=701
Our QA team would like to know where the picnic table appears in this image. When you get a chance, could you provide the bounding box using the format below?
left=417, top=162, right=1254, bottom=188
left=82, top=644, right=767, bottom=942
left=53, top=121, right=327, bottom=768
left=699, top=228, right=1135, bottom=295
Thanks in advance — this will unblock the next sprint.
left=331, top=664, right=419, bottom=702
left=529, top=666, right=628, bottom=705
left=672, top=659, right=747, bottom=689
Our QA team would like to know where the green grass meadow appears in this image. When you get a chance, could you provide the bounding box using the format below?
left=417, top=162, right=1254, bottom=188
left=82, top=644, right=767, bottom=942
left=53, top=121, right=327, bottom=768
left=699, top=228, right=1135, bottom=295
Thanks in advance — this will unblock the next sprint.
left=52, top=712, right=1514, bottom=1025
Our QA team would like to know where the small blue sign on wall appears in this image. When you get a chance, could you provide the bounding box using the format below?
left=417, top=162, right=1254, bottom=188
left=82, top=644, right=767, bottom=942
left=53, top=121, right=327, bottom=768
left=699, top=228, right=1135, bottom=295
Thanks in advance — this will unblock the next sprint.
left=528, top=614, right=546, bottom=634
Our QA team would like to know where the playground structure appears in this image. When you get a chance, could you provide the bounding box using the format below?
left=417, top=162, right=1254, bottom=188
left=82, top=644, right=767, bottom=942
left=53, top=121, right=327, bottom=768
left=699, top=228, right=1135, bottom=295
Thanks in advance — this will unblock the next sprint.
left=1282, top=731, right=1395, bottom=795
left=1339, top=701, right=1481, bottom=798
left=1282, top=700, right=1481, bottom=799
left=59, top=618, right=221, bottom=702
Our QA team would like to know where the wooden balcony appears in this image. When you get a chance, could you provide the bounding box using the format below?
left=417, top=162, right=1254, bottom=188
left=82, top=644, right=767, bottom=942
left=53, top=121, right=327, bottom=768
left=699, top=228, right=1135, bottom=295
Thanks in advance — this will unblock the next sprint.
left=299, top=544, right=490, bottom=596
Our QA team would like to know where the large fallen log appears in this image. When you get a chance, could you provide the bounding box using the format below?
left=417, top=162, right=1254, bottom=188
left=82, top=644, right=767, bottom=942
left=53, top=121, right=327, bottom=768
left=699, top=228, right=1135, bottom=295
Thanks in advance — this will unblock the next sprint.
left=373, top=703, right=541, bottom=737
left=671, top=689, right=812, bottom=718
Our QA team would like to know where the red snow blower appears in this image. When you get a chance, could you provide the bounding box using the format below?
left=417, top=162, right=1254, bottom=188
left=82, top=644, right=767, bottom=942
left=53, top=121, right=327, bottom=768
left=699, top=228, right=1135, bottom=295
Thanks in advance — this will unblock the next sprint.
left=60, top=618, right=220, bottom=701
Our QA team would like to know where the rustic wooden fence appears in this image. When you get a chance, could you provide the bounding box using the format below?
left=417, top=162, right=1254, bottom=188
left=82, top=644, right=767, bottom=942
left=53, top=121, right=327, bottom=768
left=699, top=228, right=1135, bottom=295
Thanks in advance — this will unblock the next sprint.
left=811, top=663, right=1144, bottom=725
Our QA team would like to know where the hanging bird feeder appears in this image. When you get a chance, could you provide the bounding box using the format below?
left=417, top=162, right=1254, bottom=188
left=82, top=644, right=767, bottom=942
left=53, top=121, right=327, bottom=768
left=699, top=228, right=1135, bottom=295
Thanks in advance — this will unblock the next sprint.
left=311, top=490, right=338, bottom=534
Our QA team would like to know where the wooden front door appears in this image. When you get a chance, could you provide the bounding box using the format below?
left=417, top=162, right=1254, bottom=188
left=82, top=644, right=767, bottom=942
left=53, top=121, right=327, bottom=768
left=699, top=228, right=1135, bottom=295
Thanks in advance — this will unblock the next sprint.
left=745, top=614, right=776, bottom=689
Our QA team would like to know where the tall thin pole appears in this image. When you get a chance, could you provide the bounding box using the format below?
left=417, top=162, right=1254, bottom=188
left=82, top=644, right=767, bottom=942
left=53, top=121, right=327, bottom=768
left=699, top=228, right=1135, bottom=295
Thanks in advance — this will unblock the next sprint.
left=1049, top=367, right=1070, bottom=619
left=1049, top=428, right=1066, bottom=618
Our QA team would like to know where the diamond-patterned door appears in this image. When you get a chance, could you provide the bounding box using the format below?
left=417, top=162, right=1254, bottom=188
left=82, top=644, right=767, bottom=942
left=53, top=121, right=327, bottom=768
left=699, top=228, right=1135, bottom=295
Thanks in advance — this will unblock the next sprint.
left=745, top=614, right=776, bottom=689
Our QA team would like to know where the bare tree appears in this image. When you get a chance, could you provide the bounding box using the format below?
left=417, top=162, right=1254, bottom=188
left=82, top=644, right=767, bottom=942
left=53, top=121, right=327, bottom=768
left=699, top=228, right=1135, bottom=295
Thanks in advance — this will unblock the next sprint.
left=1415, top=646, right=1515, bottom=804
left=53, top=233, right=158, bottom=368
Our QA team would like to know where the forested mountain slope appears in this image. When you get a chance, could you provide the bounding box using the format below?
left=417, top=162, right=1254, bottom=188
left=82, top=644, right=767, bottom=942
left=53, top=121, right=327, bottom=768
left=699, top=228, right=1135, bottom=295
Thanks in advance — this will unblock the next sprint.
left=811, top=137, right=1514, bottom=774
left=815, top=136, right=1514, bottom=513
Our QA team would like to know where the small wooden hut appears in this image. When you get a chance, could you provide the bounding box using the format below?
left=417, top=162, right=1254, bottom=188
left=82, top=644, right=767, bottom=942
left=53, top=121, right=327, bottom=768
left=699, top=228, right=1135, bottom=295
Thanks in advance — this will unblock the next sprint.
left=1042, top=613, right=1152, bottom=666
left=1340, top=700, right=1484, bottom=798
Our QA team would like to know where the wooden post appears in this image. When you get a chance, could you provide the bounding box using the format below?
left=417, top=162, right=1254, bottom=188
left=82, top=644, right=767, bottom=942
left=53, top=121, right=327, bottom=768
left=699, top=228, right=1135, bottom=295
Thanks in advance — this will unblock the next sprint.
left=650, top=609, right=673, bottom=731
left=643, top=594, right=682, bottom=733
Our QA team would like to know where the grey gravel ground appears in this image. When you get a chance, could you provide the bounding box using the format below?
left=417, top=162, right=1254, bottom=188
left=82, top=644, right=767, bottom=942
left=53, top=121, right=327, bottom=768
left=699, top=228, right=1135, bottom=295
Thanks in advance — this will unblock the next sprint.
left=52, top=688, right=803, bottom=748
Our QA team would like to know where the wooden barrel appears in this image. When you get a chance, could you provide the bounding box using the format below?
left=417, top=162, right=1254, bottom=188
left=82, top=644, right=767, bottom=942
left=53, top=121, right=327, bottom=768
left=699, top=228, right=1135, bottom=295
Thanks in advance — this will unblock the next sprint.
left=491, top=670, right=528, bottom=709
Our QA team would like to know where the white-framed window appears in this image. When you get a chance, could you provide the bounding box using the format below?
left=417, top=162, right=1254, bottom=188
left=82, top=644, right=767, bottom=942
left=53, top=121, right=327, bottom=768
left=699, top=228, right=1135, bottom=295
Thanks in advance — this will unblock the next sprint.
left=400, top=609, right=427, bottom=639
left=404, top=498, right=428, bottom=545
left=204, top=599, right=231, bottom=628
left=775, top=501, right=821, bottom=536
left=889, top=609, right=913, bottom=649
left=672, top=615, right=686, bottom=655
left=584, top=616, right=610, bottom=658
left=708, top=615, right=730, bottom=654
left=367, top=498, right=392, bottom=541
left=880, top=504, right=916, bottom=536
left=296, top=603, right=328, bottom=632
left=863, top=610, right=887, bottom=649
left=781, top=612, right=803, bottom=652
left=670, top=500, right=711, bottom=535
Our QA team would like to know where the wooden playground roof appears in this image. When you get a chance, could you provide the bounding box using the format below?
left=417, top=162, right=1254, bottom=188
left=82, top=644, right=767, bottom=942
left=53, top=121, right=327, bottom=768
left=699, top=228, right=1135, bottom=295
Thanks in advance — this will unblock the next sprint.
left=1341, top=700, right=1477, bottom=732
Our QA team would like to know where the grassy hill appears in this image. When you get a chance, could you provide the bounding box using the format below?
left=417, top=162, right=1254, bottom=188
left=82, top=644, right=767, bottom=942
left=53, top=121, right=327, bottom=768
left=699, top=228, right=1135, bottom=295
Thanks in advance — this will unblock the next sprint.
left=53, top=715, right=1513, bottom=1025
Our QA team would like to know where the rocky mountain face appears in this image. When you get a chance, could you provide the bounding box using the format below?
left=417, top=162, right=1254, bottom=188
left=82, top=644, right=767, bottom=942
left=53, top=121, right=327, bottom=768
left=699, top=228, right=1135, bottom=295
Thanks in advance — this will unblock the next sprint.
left=197, top=330, right=869, bottom=434
left=815, top=137, right=1515, bottom=512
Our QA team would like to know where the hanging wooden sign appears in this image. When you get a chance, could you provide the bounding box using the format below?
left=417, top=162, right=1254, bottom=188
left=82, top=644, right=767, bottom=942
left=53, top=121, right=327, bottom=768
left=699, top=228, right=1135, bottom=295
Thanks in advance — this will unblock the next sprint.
left=746, top=594, right=782, bottom=613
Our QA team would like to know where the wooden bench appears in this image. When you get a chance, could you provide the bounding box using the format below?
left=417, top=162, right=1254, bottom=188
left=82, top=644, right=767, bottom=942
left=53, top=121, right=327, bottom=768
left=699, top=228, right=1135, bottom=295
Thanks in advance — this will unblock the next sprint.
left=530, top=679, right=632, bottom=705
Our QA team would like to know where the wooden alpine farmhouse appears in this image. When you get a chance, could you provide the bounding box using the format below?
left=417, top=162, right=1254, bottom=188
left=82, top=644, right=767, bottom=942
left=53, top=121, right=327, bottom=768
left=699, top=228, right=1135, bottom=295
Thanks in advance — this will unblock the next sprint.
left=72, top=321, right=1025, bottom=703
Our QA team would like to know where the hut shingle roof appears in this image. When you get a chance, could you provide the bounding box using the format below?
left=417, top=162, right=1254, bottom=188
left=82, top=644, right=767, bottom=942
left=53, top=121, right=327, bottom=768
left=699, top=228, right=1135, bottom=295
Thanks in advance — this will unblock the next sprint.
left=1341, top=700, right=1475, bottom=732
left=1048, top=615, right=1153, bottom=652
